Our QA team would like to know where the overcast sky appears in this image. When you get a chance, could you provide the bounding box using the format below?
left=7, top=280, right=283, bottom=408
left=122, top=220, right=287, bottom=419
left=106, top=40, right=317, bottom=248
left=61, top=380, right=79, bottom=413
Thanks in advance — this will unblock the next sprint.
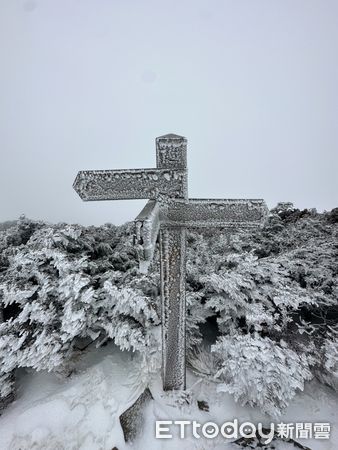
left=0, top=0, right=337, bottom=226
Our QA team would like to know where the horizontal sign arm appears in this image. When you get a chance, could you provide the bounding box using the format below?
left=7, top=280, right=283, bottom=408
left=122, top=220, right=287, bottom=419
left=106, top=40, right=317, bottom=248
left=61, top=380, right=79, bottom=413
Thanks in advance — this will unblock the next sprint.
left=161, top=199, right=269, bottom=228
left=73, top=168, right=187, bottom=201
left=134, top=200, right=161, bottom=273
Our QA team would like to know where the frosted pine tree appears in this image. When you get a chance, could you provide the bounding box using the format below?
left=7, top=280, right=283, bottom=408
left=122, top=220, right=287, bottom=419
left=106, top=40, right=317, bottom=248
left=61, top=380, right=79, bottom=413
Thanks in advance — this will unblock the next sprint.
left=212, top=334, right=313, bottom=416
left=186, top=207, right=338, bottom=415
left=0, top=207, right=337, bottom=414
left=0, top=218, right=160, bottom=409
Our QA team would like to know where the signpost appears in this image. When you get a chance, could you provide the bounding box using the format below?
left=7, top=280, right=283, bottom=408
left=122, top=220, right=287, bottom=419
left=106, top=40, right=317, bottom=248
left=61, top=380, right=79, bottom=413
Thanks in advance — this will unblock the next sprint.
left=73, top=134, right=268, bottom=390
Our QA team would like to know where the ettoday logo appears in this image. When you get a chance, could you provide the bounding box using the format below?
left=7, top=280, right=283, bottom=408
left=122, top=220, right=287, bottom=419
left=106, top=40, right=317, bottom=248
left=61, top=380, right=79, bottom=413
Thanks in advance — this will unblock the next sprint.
left=156, top=420, right=275, bottom=443
left=155, top=420, right=331, bottom=443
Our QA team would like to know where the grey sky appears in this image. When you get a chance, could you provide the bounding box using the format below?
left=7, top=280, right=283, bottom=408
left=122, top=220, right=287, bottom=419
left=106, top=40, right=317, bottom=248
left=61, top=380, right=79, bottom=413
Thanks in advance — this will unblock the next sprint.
left=0, top=0, right=337, bottom=226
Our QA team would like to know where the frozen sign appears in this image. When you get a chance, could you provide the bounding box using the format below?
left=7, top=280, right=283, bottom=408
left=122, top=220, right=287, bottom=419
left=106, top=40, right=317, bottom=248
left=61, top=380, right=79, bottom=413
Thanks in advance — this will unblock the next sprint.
left=73, top=134, right=268, bottom=391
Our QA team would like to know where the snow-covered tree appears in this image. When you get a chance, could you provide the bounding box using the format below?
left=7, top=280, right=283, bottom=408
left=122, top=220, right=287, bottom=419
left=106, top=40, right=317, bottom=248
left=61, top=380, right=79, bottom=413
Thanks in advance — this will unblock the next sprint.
left=0, top=207, right=337, bottom=415
left=0, top=217, right=160, bottom=409
left=186, top=207, right=338, bottom=415
left=212, top=334, right=313, bottom=416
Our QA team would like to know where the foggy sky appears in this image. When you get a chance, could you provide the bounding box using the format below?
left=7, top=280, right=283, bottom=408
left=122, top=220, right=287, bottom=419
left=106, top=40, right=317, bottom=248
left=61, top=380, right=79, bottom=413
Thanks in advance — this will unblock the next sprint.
left=1, top=0, right=337, bottom=226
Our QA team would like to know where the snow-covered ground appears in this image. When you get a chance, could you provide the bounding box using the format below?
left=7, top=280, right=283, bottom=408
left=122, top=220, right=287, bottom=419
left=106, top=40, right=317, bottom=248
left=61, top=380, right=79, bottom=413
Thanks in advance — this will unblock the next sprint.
left=0, top=343, right=337, bottom=450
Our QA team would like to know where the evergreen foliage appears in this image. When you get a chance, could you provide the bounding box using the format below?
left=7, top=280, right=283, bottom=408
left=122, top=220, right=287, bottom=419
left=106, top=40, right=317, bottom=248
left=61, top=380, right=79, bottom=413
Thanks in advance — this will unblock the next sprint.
left=0, top=207, right=337, bottom=416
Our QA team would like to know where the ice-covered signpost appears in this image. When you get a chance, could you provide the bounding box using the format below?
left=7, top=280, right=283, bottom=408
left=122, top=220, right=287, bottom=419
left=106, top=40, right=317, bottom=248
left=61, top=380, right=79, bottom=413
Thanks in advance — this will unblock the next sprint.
left=73, top=134, right=268, bottom=391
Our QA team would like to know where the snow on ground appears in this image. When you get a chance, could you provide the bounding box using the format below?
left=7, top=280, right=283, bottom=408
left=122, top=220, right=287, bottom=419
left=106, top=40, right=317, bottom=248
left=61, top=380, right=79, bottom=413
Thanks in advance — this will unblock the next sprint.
left=0, top=343, right=337, bottom=450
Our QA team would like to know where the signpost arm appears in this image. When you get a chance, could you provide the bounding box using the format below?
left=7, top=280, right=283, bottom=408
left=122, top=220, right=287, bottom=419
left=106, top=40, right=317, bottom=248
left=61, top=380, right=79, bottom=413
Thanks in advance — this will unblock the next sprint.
left=134, top=200, right=160, bottom=273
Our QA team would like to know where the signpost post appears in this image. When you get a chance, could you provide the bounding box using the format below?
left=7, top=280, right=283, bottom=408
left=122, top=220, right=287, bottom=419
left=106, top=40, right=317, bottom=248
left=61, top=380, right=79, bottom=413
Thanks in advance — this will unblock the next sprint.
left=73, top=133, right=268, bottom=390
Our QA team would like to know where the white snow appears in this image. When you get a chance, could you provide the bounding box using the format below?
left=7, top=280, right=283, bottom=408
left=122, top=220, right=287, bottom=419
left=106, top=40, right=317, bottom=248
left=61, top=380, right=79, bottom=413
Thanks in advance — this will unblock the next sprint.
left=0, top=343, right=337, bottom=450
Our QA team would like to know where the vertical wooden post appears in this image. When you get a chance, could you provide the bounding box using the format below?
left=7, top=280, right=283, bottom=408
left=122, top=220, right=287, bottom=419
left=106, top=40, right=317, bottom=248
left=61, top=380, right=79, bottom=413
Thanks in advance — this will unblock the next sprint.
left=160, top=226, right=186, bottom=390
